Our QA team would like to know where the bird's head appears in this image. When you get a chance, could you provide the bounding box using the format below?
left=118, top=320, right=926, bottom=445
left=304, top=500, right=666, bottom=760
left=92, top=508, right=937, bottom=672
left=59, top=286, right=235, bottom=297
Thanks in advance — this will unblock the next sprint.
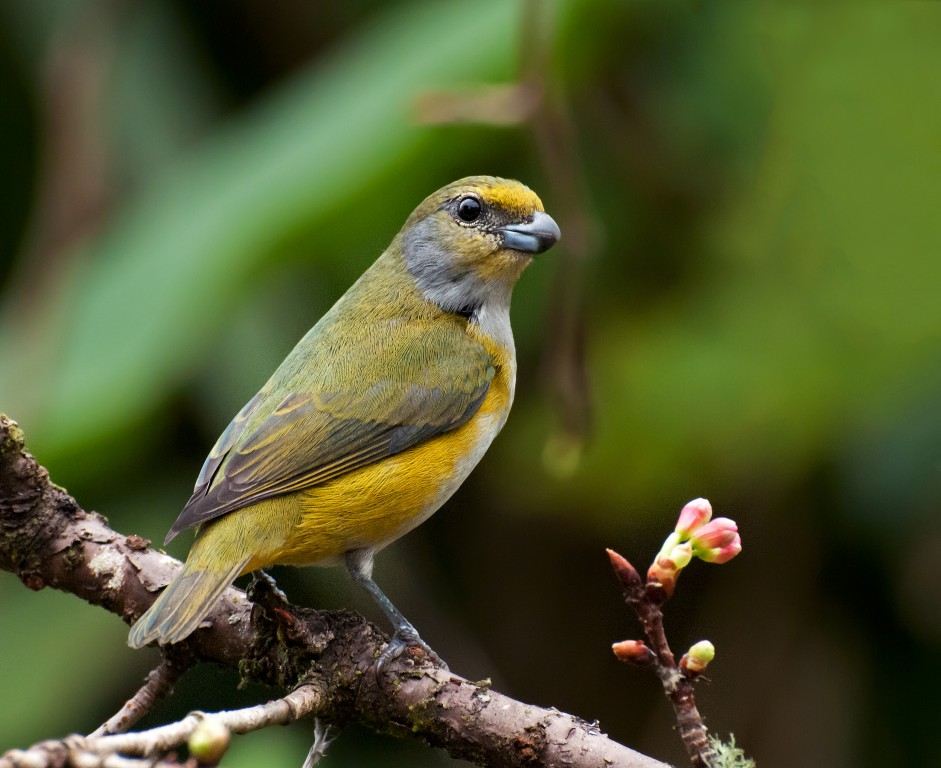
left=399, top=176, right=560, bottom=317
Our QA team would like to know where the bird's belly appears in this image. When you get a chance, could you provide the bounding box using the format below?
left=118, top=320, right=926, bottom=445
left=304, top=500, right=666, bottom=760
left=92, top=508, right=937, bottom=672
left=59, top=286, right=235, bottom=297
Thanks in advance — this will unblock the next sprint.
left=260, top=384, right=511, bottom=570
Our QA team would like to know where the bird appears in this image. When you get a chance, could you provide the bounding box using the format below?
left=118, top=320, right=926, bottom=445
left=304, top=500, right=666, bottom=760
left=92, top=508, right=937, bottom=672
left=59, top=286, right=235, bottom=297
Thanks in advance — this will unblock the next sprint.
left=128, top=176, right=560, bottom=669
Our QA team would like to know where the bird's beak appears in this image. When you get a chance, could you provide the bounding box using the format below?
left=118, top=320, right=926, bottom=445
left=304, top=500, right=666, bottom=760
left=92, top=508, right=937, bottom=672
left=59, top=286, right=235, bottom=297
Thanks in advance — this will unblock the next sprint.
left=498, top=211, right=561, bottom=254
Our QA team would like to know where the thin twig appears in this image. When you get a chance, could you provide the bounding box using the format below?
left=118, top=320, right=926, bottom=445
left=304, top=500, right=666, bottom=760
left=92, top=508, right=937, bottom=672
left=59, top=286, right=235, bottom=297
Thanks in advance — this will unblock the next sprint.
left=609, top=549, right=714, bottom=767
left=302, top=718, right=339, bottom=768
left=0, top=686, right=323, bottom=768
left=89, top=656, right=190, bottom=738
left=95, top=685, right=322, bottom=754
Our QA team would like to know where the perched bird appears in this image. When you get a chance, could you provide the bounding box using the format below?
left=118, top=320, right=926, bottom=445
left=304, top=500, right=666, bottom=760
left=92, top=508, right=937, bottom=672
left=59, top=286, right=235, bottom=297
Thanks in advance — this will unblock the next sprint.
left=128, top=176, right=560, bottom=667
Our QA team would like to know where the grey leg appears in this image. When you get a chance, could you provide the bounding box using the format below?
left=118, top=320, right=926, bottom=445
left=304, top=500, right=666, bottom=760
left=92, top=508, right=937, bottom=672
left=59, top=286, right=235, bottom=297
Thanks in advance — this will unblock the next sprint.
left=344, top=549, right=444, bottom=675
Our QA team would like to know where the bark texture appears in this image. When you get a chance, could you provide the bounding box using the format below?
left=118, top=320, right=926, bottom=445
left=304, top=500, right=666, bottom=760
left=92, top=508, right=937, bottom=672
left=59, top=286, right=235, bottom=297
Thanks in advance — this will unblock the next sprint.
left=0, top=414, right=672, bottom=768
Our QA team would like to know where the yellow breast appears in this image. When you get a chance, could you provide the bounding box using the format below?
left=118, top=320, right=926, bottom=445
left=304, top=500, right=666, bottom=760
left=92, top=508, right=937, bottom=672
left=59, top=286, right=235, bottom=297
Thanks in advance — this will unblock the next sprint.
left=221, top=320, right=516, bottom=574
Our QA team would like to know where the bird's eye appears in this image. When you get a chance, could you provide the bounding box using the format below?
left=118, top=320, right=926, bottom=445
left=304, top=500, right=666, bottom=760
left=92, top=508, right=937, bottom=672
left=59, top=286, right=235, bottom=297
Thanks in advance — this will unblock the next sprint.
left=457, top=196, right=482, bottom=222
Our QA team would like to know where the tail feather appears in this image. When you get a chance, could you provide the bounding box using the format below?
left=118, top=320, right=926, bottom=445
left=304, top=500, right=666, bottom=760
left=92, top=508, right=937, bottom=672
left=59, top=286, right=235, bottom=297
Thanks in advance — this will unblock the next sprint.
left=128, top=558, right=247, bottom=648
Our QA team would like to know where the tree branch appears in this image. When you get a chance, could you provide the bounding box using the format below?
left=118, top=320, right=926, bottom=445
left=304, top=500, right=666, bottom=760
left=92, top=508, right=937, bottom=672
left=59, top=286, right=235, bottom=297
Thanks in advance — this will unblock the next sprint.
left=0, top=414, right=672, bottom=768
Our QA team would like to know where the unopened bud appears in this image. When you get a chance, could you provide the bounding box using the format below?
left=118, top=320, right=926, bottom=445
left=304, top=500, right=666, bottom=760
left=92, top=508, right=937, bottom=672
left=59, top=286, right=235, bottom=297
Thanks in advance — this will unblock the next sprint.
left=189, top=717, right=231, bottom=765
left=612, top=639, right=656, bottom=666
left=690, top=518, right=742, bottom=564
left=675, top=498, right=712, bottom=537
left=680, top=640, right=716, bottom=676
left=606, top=548, right=643, bottom=593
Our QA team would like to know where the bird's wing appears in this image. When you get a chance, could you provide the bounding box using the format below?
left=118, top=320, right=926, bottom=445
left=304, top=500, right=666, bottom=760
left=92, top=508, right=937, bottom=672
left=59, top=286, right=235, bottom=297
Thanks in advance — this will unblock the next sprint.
left=165, top=318, right=493, bottom=542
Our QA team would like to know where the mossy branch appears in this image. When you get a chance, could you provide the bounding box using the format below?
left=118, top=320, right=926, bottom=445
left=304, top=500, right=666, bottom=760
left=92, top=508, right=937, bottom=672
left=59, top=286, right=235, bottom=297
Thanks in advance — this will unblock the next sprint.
left=0, top=414, right=671, bottom=768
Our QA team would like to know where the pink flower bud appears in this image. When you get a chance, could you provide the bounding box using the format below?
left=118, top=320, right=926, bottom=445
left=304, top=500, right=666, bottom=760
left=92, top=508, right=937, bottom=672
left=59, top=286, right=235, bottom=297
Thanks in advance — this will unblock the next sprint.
left=691, top=518, right=742, bottom=563
left=612, top=639, right=656, bottom=666
left=675, top=498, right=712, bottom=537
left=680, top=640, right=715, bottom=675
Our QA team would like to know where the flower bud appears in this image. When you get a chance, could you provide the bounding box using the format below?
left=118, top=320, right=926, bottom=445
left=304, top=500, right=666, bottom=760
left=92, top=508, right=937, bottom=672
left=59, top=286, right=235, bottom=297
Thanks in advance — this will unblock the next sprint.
left=680, top=640, right=716, bottom=675
left=666, top=541, right=693, bottom=570
left=612, top=639, right=656, bottom=666
left=606, top=548, right=643, bottom=593
left=647, top=541, right=693, bottom=597
left=675, top=498, right=712, bottom=537
left=188, top=717, right=231, bottom=765
left=690, top=518, right=741, bottom=563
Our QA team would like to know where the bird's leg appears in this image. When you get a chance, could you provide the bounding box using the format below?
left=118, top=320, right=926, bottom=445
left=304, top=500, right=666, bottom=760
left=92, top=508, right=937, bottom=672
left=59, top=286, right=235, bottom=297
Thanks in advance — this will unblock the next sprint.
left=247, top=569, right=289, bottom=606
left=344, top=549, right=445, bottom=675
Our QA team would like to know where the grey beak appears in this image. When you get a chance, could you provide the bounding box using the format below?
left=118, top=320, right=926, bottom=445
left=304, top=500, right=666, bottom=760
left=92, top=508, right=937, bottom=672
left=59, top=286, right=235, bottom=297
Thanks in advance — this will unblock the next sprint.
left=499, top=211, right=561, bottom=254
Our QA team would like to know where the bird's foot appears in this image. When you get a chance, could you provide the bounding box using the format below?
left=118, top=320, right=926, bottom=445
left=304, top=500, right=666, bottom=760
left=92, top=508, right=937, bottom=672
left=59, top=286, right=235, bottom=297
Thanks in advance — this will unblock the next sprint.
left=375, top=623, right=446, bottom=678
left=247, top=569, right=289, bottom=607
left=247, top=570, right=296, bottom=631
left=248, top=569, right=287, bottom=601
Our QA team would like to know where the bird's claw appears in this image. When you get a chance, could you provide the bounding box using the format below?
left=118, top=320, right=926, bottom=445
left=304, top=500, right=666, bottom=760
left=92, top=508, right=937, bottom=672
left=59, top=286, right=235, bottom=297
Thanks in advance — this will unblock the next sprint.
left=375, top=625, right=446, bottom=678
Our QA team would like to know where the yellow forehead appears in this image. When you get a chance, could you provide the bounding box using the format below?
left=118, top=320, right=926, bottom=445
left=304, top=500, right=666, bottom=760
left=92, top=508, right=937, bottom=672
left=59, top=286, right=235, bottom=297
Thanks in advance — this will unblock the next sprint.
left=477, top=181, right=544, bottom=217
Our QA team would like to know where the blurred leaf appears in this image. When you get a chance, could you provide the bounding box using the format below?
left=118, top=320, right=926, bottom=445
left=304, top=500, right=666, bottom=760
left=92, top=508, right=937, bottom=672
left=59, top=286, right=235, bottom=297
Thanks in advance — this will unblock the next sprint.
left=109, top=1, right=224, bottom=183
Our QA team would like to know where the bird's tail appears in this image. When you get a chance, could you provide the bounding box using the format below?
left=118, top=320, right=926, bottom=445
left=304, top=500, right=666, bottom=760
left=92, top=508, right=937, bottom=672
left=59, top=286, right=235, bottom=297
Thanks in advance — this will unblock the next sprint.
left=128, top=550, right=247, bottom=649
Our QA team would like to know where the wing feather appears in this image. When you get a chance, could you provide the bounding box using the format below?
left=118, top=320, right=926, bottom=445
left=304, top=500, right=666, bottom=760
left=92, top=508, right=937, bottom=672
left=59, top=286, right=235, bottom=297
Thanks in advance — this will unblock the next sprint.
left=165, top=316, right=492, bottom=543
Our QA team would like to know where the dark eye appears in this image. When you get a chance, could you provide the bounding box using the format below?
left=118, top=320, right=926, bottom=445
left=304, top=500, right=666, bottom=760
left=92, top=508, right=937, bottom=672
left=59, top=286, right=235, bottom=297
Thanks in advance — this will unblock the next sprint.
left=457, top=196, right=482, bottom=222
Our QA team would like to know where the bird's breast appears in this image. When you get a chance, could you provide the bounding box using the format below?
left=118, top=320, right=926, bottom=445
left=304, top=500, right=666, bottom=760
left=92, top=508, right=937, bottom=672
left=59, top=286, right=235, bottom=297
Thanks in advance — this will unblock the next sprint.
left=264, top=323, right=516, bottom=568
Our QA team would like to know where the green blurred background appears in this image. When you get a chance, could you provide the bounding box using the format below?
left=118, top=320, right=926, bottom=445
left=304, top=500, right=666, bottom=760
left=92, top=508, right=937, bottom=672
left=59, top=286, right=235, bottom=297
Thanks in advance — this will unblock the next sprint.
left=1, top=1, right=939, bottom=766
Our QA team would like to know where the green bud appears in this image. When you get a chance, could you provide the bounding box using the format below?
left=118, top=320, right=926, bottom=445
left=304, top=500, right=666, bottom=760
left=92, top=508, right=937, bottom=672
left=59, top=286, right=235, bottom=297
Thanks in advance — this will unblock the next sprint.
left=188, top=717, right=231, bottom=765
left=681, top=639, right=716, bottom=675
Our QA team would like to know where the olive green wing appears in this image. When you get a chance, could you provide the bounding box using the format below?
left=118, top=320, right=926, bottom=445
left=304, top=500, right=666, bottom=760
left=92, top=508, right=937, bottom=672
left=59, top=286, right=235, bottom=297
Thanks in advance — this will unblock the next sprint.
left=165, top=321, right=493, bottom=543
